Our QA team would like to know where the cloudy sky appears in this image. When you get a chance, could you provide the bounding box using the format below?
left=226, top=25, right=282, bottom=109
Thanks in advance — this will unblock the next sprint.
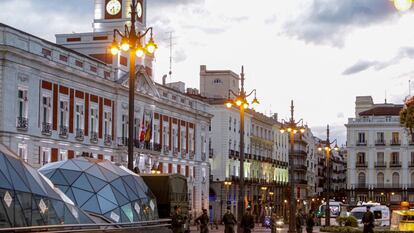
left=1, top=0, right=414, bottom=144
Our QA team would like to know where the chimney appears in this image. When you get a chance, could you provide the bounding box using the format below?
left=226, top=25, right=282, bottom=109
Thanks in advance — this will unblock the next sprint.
left=162, top=74, right=167, bottom=85
left=200, top=65, right=206, bottom=72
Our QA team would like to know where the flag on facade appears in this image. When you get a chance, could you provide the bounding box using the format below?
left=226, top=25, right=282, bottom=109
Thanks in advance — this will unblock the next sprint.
left=144, top=114, right=153, bottom=142
left=139, top=113, right=146, bottom=142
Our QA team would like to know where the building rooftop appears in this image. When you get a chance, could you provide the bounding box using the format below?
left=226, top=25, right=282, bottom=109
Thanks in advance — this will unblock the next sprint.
left=359, top=104, right=403, bottom=116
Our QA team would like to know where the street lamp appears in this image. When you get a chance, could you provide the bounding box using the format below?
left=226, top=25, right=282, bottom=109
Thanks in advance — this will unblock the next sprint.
left=109, top=0, right=157, bottom=171
left=224, top=66, right=259, bottom=231
left=392, top=0, right=413, bottom=11
left=279, top=100, right=306, bottom=233
left=317, top=125, right=339, bottom=227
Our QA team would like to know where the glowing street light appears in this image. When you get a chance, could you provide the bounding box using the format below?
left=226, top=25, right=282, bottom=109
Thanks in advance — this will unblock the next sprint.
left=392, top=0, right=413, bottom=11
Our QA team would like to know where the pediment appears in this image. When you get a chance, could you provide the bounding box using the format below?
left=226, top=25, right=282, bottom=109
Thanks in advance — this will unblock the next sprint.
left=119, top=65, right=160, bottom=98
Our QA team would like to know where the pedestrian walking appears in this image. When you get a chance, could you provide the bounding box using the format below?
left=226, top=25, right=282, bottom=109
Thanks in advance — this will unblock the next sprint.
left=306, top=211, right=315, bottom=233
left=296, top=209, right=304, bottom=233
left=195, top=209, right=209, bottom=233
left=222, top=206, right=237, bottom=233
left=362, top=206, right=374, bottom=233
left=171, top=205, right=186, bottom=233
left=241, top=207, right=255, bottom=233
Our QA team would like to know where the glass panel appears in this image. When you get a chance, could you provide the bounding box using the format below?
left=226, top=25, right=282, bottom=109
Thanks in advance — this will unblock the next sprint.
left=98, top=167, right=118, bottom=182
left=85, top=174, right=107, bottom=192
left=72, top=159, right=93, bottom=171
left=25, top=170, right=47, bottom=196
left=64, top=189, right=75, bottom=204
left=0, top=192, right=11, bottom=228
left=63, top=205, right=77, bottom=224
left=16, top=192, right=31, bottom=227
left=121, top=203, right=133, bottom=222
left=97, top=185, right=117, bottom=205
left=72, top=174, right=94, bottom=192
left=85, top=165, right=107, bottom=181
left=111, top=187, right=129, bottom=206
left=31, top=197, right=44, bottom=226
left=50, top=170, right=69, bottom=186
left=7, top=162, right=30, bottom=193
left=0, top=170, right=12, bottom=190
left=60, top=160, right=81, bottom=171
left=60, top=170, right=81, bottom=185
left=110, top=178, right=128, bottom=198
left=72, top=187, right=94, bottom=206
left=97, top=195, right=118, bottom=214
left=82, top=195, right=101, bottom=214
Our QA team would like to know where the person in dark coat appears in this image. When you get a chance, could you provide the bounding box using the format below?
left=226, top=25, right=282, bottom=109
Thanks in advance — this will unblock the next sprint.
left=296, top=209, right=303, bottom=233
left=195, top=209, right=209, bottom=233
left=362, top=206, right=374, bottom=233
left=306, top=211, right=315, bottom=233
left=222, top=206, right=237, bottom=233
left=241, top=207, right=255, bottom=233
left=171, top=205, right=186, bottom=233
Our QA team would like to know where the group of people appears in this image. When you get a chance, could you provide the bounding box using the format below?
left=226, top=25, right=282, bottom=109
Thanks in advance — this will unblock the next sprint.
left=171, top=205, right=255, bottom=233
left=295, top=209, right=315, bottom=233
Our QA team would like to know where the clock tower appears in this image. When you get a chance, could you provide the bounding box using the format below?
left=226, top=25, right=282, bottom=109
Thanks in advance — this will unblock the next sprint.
left=93, top=0, right=146, bottom=33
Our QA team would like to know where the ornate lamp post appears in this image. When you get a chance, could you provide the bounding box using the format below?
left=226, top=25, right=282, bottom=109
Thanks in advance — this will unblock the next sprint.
left=279, top=101, right=306, bottom=233
left=224, top=66, right=259, bottom=232
left=317, top=125, right=339, bottom=226
left=110, top=0, right=157, bottom=170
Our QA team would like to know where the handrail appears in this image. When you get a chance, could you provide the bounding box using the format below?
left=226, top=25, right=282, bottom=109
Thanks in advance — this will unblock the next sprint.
left=0, top=218, right=171, bottom=232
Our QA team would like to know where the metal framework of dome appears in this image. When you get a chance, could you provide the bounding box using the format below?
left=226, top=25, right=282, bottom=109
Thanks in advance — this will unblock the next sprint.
left=0, top=144, right=93, bottom=228
left=39, top=157, right=158, bottom=223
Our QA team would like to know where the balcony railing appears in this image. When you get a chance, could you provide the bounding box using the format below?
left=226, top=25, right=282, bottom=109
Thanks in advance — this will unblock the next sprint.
left=41, top=122, right=52, bottom=136
left=209, top=148, right=214, bottom=158
left=90, top=131, right=98, bottom=143
left=59, top=125, right=68, bottom=138
left=356, top=162, right=367, bottom=168
left=190, top=151, right=195, bottom=160
left=104, top=134, right=112, bottom=145
left=16, top=117, right=28, bottom=130
left=409, top=161, right=414, bottom=168
left=374, top=162, right=386, bottom=168
left=374, top=183, right=403, bottom=189
left=390, top=140, right=401, bottom=146
left=356, top=141, right=367, bottom=146
left=389, top=161, right=402, bottom=168
left=173, top=148, right=178, bottom=157
left=75, top=128, right=84, bottom=141
left=375, top=140, right=385, bottom=146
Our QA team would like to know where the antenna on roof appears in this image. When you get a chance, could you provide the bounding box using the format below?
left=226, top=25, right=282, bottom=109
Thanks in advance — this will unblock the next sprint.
left=410, top=80, right=412, bottom=97
left=385, top=90, right=387, bottom=104
left=167, top=31, right=174, bottom=80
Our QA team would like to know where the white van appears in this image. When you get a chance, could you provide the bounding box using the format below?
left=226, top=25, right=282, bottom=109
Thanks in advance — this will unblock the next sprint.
left=350, top=204, right=390, bottom=227
left=319, top=201, right=348, bottom=226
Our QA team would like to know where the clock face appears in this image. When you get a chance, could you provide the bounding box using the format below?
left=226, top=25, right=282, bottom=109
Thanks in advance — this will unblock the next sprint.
left=106, top=0, right=121, bottom=15
left=136, top=2, right=143, bottom=18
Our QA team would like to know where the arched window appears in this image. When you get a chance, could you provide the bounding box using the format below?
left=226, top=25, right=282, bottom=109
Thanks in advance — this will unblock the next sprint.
left=358, top=172, right=366, bottom=187
left=377, top=172, right=384, bottom=187
left=392, top=172, right=400, bottom=187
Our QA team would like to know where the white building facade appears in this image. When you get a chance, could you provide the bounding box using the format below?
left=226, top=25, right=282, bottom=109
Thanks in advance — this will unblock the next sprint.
left=199, top=66, right=289, bottom=221
left=346, top=96, right=414, bottom=208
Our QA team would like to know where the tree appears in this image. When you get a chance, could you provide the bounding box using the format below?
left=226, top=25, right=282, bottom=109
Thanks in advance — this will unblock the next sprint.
left=400, top=105, right=414, bottom=135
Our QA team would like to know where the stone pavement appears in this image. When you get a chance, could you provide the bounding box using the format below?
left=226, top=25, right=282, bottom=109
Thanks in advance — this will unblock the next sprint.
left=190, top=225, right=322, bottom=233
